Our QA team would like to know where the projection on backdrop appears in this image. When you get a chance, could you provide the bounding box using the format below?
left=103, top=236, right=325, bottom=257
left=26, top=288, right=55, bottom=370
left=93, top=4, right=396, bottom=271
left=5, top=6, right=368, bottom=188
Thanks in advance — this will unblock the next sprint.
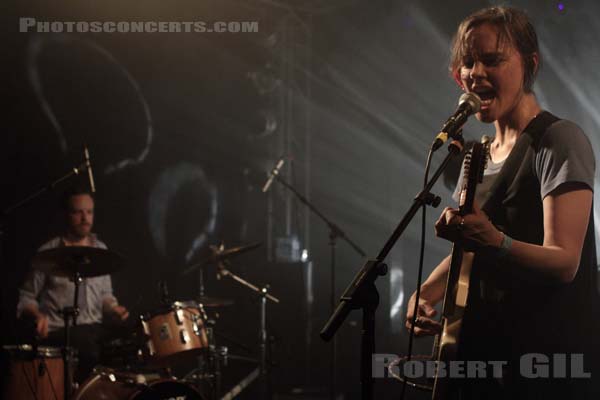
left=148, top=163, right=219, bottom=264
left=26, top=34, right=153, bottom=174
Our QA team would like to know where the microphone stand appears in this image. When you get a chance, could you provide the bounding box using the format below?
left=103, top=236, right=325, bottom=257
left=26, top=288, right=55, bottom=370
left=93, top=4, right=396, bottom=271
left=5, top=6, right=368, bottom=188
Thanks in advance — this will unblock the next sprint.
left=1, top=160, right=89, bottom=268
left=271, top=174, right=367, bottom=400
left=320, top=140, right=463, bottom=400
left=1, top=162, right=87, bottom=218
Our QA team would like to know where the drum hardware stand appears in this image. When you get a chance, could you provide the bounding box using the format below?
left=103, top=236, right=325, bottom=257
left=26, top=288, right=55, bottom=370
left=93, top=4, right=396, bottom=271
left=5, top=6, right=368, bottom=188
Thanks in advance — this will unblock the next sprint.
left=199, top=266, right=206, bottom=298
left=216, top=261, right=279, bottom=400
left=259, top=285, right=272, bottom=400
left=186, top=319, right=227, bottom=400
left=221, top=367, right=260, bottom=400
left=269, top=166, right=367, bottom=400
left=197, top=261, right=218, bottom=396
left=62, top=270, right=83, bottom=400
left=200, top=343, right=228, bottom=400
left=158, top=280, right=171, bottom=305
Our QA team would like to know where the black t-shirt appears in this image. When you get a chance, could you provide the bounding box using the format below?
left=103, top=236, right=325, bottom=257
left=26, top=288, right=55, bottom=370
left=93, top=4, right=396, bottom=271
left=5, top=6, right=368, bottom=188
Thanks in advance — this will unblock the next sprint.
left=450, top=114, right=599, bottom=398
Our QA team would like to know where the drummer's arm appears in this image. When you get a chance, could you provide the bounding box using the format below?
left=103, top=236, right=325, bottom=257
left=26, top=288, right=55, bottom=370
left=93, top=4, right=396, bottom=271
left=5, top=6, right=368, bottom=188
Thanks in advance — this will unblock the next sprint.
left=105, top=304, right=130, bottom=321
left=17, top=270, right=44, bottom=317
left=17, top=270, right=49, bottom=337
left=101, top=276, right=129, bottom=321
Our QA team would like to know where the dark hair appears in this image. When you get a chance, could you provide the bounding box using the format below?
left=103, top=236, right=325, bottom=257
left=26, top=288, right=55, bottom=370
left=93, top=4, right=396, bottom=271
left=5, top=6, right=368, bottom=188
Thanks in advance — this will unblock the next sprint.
left=60, top=186, right=95, bottom=211
left=449, top=6, right=540, bottom=93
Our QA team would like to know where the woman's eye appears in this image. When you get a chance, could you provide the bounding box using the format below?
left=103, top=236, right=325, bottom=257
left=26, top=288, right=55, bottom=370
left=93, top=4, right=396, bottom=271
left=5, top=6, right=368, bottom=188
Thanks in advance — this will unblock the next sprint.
left=482, top=54, right=504, bottom=66
left=462, top=58, right=474, bottom=68
left=484, top=58, right=500, bottom=66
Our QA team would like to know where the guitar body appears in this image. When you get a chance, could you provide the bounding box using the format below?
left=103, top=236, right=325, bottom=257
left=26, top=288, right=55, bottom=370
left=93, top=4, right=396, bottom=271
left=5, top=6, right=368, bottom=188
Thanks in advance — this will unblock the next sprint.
left=431, top=252, right=473, bottom=400
left=431, top=139, right=489, bottom=400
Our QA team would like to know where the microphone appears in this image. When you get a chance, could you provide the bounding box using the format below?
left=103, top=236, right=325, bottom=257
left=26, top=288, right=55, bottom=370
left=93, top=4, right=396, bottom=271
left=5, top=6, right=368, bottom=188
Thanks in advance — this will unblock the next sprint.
left=262, top=157, right=285, bottom=193
left=431, top=92, right=482, bottom=151
left=83, top=145, right=96, bottom=193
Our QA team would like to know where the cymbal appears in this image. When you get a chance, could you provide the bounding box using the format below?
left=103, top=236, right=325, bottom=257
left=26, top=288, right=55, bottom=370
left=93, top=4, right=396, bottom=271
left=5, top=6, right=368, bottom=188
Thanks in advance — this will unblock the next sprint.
left=211, top=242, right=262, bottom=259
left=32, top=246, right=125, bottom=278
left=181, top=242, right=262, bottom=276
left=196, top=295, right=234, bottom=307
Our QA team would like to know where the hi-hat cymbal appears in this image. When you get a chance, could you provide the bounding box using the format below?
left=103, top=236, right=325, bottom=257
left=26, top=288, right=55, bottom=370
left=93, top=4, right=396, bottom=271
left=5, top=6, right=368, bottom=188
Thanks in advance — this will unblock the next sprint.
left=181, top=242, right=262, bottom=276
left=32, top=246, right=125, bottom=278
left=196, top=295, right=234, bottom=308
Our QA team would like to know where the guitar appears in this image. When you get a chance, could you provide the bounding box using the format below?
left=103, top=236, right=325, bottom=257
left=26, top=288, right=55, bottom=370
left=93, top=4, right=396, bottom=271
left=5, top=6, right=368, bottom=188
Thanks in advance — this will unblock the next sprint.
left=431, top=137, right=490, bottom=399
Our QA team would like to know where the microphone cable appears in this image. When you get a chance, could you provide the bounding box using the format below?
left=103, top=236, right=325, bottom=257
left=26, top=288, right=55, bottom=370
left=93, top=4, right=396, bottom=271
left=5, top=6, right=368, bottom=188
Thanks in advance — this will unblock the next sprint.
left=399, top=144, right=435, bottom=400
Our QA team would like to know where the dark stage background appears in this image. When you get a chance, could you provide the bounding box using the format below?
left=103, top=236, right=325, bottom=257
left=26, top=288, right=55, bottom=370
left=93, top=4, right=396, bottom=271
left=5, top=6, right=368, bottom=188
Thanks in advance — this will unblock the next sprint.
left=2, top=0, right=600, bottom=399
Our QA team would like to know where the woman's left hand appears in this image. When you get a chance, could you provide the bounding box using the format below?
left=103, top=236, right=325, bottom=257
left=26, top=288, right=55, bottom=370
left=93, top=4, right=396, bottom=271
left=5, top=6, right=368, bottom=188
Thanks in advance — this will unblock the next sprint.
left=435, top=202, right=503, bottom=249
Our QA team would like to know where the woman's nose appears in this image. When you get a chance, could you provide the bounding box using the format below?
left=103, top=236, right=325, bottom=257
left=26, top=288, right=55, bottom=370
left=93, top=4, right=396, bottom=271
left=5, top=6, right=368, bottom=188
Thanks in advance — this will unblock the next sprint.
left=470, top=61, right=486, bottom=79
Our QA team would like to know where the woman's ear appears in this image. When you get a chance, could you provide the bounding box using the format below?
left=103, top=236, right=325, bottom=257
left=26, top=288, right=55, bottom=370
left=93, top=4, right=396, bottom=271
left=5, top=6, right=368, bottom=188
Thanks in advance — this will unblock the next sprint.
left=531, top=52, right=539, bottom=76
left=452, top=69, right=465, bottom=90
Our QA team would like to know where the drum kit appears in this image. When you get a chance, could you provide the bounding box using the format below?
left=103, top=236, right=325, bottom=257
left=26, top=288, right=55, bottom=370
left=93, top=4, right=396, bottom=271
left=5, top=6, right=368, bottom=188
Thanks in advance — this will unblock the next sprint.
left=2, top=241, right=278, bottom=400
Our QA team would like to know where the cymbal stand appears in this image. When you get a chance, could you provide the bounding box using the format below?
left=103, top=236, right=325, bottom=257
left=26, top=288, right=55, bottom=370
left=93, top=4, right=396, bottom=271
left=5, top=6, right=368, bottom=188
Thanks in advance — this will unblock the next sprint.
left=203, top=338, right=228, bottom=400
left=61, top=270, right=82, bottom=400
left=202, top=310, right=224, bottom=400
left=272, top=169, right=366, bottom=400
left=185, top=302, right=226, bottom=400
left=217, top=261, right=279, bottom=399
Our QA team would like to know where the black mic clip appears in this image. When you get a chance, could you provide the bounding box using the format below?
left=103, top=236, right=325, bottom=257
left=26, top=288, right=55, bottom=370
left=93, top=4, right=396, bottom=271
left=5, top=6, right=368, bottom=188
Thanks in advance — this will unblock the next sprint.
left=431, top=93, right=481, bottom=152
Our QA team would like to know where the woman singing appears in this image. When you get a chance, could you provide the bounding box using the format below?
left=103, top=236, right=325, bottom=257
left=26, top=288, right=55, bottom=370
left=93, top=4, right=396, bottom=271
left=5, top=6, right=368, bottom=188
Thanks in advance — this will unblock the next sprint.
left=405, top=6, right=599, bottom=399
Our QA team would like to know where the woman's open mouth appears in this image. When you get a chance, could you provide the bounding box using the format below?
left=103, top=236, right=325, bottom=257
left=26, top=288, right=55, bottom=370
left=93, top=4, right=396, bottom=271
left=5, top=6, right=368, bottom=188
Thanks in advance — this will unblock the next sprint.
left=473, top=87, right=496, bottom=110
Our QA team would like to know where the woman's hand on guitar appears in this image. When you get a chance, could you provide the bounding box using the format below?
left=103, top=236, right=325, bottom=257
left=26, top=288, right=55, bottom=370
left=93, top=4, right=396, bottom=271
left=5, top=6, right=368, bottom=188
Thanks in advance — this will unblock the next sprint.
left=435, top=203, right=503, bottom=249
left=405, top=293, right=441, bottom=336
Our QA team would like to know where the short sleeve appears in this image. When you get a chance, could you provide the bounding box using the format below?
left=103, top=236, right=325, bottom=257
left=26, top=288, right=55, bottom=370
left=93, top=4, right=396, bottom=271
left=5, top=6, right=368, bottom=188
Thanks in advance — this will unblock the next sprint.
left=94, top=237, right=108, bottom=250
left=535, top=120, right=595, bottom=199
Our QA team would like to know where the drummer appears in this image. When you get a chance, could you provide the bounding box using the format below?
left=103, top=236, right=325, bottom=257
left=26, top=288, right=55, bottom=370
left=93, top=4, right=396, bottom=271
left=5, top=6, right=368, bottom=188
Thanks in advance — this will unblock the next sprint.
left=16, top=187, right=129, bottom=380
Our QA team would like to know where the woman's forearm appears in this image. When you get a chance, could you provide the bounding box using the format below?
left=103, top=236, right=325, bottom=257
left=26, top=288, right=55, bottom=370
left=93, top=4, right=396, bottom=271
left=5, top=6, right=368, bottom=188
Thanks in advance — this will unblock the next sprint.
left=419, top=254, right=452, bottom=304
left=500, top=188, right=592, bottom=283
left=504, top=239, right=582, bottom=283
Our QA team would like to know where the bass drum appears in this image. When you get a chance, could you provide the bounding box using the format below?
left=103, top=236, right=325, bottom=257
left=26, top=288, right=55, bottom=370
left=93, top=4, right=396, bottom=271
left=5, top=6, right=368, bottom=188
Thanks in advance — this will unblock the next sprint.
left=73, top=370, right=205, bottom=400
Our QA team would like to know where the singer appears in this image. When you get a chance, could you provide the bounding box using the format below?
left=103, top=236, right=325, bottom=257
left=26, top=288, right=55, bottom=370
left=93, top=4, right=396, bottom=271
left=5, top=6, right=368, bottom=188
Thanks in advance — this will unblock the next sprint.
left=405, top=6, right=599, bottom=399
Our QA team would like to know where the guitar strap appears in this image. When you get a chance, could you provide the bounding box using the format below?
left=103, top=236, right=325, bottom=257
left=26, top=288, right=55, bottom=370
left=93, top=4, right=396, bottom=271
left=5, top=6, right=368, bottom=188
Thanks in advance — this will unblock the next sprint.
left=480, top=111, right=560, bottom=223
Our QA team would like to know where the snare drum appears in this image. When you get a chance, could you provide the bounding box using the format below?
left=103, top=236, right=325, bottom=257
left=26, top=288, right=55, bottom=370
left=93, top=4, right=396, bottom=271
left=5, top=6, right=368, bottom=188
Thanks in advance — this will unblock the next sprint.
left=141, top=301, right=208, bottom=365
left=1, top=345, right=65, bottom=400
left=73, top=367, right=205, bottom=399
